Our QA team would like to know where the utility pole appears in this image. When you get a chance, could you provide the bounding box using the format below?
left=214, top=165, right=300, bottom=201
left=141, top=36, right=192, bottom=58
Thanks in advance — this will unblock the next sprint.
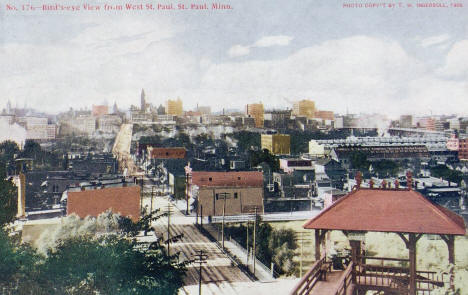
left=185, top=173, right=190, bottom=215
left=219, top=192, right=229, bottom=250
left=246, top=220, right=249, bottom=265
left=166, top=203, right=173, bottom=256
left=193, top=250, right=208, bottom=295
left=253, top=207, right=258, bottom=276
left=151, top=186, right=154, bottom=213
left=140, top=175, right=144, bottom=213
left=200, top=205, right=203, bottom=228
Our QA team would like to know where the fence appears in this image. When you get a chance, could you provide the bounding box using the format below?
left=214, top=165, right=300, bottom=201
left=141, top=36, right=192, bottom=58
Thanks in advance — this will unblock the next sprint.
left=196, top=222, right=277, bottom=281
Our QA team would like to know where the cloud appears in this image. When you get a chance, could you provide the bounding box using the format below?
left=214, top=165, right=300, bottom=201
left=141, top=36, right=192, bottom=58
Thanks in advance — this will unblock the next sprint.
left=227, top=44, right=251, bottom=57
left=438, top=40, right=468, bottom=77
left=227, top=35, right=293, bottom=58
left=214, top=36, right=428, bottom=115
left=420, top=34, right=451, bottom=48
left=0, top=16, right=196, bottom=112
left=254, top=35, right=294, bottom=47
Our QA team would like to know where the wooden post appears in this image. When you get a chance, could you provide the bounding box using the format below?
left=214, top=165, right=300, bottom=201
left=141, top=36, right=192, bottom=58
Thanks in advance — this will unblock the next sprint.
left=441, top=234, right=455, bottom=291
left=300, top=231, right=304, bottom=278
left=408, top=233, right=417, bottom=295
left=315, top=229, right=321, bottom=261
left=448, top=235, right=455, bottom=291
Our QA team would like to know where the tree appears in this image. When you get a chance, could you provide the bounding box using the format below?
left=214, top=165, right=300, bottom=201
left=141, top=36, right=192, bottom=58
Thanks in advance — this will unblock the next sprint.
left=0, top=211, right=187, bottom=294
left=40, top=235, right=186, bottom=295
left=350, top=151, right=370, bottom=171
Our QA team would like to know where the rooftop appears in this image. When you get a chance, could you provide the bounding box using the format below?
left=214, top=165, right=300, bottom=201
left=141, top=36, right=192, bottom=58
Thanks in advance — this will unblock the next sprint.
left=304, top=188, right=466, bottom=235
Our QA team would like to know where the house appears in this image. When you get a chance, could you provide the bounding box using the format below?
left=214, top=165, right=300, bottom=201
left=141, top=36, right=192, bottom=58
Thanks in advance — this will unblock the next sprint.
left=188, top=171, right=264, bottom=216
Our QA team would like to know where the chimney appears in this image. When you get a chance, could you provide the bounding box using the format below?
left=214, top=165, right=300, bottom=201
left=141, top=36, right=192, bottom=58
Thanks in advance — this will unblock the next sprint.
left=381, top=180, right=387, bottom=189
left=406, top=171, right=413, bottom=190
left=355, top=171, right=362, bottom=189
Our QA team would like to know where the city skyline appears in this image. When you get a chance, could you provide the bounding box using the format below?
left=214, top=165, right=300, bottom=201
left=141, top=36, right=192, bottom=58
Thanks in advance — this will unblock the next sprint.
left=1, top=0, right=467, bottom=116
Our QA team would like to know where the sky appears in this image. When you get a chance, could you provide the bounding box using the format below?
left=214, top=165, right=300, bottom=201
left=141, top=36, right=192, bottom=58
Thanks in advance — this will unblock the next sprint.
left=0, top=0, right=467, bottom=117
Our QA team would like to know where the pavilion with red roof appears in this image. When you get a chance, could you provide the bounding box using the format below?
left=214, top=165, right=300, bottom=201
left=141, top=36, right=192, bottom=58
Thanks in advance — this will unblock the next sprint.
left=292, top=172, right=466, bottom=295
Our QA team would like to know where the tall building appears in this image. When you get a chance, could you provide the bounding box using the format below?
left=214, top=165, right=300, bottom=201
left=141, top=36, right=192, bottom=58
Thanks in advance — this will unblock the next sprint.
left=261, top=134, right=291, bottom=155
left=400, top=115, right=413, bottom=128
left=292, top=99, right=315, bottom=119
left=166, top=98, right=183, bottom=116
left=246, top=103, right=264, bottom=128
left=92, top=105, right=109, bottom=117
left=140, top=89, right=147, bottom=113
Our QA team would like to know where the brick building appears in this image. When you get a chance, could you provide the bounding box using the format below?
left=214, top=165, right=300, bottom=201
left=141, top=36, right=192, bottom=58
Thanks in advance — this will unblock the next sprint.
left=189, top=171, right=264, bottom=216
left=459, top=138, right=468, bottom=161
left=67, top=186, right=140, bottom=222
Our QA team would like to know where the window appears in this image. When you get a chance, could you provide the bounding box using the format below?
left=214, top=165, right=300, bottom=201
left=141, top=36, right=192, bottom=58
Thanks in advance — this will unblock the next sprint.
left=209, top=177, right=212, bottom=181
left=234, top=192, right=238, bottom=199
left=237, top=177, right=241, bottom=180
left=215, top=193, right=219, bottom=200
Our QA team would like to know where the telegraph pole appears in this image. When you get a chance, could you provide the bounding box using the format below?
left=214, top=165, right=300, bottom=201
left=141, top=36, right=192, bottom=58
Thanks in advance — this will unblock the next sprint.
left=253, top=207, right=258, bottom=276
left=246, top=220, right=249, bottom=265
left=222, top=194, right=227, bottom=250
left=193, top=250, right=208, bottom=295
left=150, top=186, right=154, bottom=213
left=140, top=175, right=144, bottom=213
left=186, top=173, right=190, bottom=215
left=166, top=203, right=173, bottom=256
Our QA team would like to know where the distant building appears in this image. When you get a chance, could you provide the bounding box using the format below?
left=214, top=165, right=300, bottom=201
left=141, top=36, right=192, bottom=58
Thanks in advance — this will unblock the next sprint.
left=264, top=110, right=291, bottom=129
left=292, top=99, right=315, bottom=119
left=446, top=134, right=459, bottom=151
left=309, top=140, right=325, bottom=158
left=279, top=158, right=313, bottom=173
left=314, top=110, right=334, bottom=121
left=196, top=106, right=211, bottom=115
left=400, top=115, right=413, bottom=128
left=74, top=115, right=96, bottom=134
left=67, top=186, right=140, bottom=222
left=246, top=103, right=264, bottom=128
left=92, top=105, right=109, bottom=117
left=417, top=117, right=436, bottom=131
left=459, top=138, right=468, bottom=161
left=97, top=115, right=122, bottom=133
left=141, top=89, right=147, bottom=113
left=166, top=99, right=183, bottom=116
left=188, top=171, right=264, bottom=216
left=157, top=104, right=166, bottom=115
left=261, top=134, right=290, bottom=155
left=149, top=147, right=186, bottom=159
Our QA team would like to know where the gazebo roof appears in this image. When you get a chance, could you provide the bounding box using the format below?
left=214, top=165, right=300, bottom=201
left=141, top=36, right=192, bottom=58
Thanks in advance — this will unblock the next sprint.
left=304, top=188, right=466, bottom=235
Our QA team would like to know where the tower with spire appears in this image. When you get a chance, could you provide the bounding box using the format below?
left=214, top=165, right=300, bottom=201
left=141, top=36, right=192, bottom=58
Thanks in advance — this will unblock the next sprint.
left=140, top=89, right=146, bottom=113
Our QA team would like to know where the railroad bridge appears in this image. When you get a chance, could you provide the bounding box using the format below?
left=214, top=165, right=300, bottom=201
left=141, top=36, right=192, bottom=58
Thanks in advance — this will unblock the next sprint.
left=291, top=172, right=466, bottom=295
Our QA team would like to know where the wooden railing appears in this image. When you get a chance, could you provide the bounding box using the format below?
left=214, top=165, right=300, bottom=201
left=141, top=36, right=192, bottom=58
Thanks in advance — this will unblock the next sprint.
left=290, top=257, right=326, bottom=295
left=355, top=256, right=445, bottom=294
left=333, top=262, right=354, bottom=295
